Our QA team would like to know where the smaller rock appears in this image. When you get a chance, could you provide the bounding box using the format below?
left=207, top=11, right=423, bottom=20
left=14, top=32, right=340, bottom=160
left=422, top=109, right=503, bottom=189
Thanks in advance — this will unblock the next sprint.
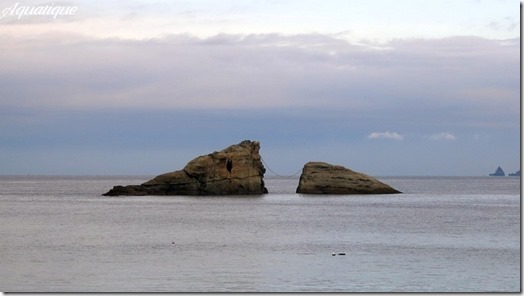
left=296, top=162, right=401, bottom=194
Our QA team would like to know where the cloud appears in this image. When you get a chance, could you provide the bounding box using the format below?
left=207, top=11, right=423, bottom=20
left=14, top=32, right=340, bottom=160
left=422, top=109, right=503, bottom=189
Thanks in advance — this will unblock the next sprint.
left=0, top=33, right=518, bottom=111
left=487, top=17, right=518, bottom=32
left=368, top=131, right=404, bottom=140
left=429, top=132, right=456, bottom=141
left=0, top=33, right=518, bottom=140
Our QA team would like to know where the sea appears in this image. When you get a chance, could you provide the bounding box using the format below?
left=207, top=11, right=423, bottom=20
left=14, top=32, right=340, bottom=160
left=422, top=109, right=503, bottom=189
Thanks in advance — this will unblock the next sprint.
left=0, top=175, right=520, bottom=292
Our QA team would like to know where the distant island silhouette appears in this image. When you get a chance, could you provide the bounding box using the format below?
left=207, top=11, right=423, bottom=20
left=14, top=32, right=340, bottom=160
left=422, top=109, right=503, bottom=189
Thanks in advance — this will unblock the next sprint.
left=489, top=167, right=505, bottom=176
left=489, top=167, right=520, bottom=177
left=508, top=170, right=520, bottom=177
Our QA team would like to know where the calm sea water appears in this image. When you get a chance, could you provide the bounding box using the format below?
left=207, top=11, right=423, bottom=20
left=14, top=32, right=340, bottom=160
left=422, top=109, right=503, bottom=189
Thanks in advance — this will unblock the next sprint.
left=0, top=175, right=520, bottom=292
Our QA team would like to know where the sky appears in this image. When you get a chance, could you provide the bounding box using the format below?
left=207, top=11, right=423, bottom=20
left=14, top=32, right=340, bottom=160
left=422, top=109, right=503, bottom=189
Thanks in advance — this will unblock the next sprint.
left=0, top=0, right=520, bottom=176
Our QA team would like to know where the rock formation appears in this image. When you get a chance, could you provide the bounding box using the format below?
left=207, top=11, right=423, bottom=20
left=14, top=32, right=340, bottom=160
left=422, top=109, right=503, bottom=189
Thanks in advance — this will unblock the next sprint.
left=296, top=162, right=401, bottom=194
left=104, top=140, right=268, bottom=196
left=489, top=166, right=505, bottom=176
left=508, top=170, right=520, bottom=177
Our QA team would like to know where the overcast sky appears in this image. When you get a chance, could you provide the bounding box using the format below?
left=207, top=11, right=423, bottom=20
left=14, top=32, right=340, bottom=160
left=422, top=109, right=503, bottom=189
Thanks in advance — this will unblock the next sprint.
left=0, top=0, right=520, bottom=176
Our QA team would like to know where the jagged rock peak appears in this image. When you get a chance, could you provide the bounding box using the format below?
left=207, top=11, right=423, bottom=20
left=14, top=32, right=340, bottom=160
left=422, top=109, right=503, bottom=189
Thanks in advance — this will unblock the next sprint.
left=489, top=166, right=505, bottom=176
left=104, top=140, right=268, bottom=196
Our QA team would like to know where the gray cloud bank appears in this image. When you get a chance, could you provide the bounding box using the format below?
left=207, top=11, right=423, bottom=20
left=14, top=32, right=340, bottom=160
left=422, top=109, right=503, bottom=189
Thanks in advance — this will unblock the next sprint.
left=0, top=33, right=518, bottom=113
left=0, top=33, right=519, bottom=175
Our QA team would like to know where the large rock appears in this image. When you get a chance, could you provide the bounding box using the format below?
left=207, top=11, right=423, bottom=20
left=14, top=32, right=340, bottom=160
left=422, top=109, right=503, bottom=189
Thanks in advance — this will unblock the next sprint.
left=296, top=162, right=401, bottom=194
left=104, top=140, right=268, bottom=196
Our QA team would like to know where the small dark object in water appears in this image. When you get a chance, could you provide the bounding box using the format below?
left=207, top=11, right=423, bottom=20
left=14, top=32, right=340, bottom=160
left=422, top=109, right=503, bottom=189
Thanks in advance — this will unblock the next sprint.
left=172, top=242, right=175, bottom=244
left=332, top=253, right=336, bottom=256
left=338, top=253, right=346, bottom=255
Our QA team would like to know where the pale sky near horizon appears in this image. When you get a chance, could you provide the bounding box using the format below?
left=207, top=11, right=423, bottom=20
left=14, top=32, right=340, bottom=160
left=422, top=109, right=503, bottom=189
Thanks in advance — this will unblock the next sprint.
left=0, top=0, right=518, bottom=41
left=0, top=0, right=520, bottom=176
